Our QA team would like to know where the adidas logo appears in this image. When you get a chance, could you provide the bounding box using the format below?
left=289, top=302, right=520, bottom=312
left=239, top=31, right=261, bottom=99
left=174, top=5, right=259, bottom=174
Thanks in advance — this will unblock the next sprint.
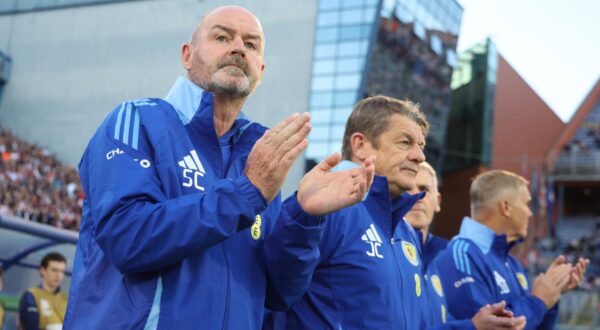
left=361, top=224, right=384, bottom=259
left=179, top=150, right=206, bottom=191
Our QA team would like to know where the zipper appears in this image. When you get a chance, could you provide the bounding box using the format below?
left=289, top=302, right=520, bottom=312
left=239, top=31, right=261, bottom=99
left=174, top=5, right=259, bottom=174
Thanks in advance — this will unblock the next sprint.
left=221, top=244, right=231, bottom=329
left=390, top=238, right=408, bottom=329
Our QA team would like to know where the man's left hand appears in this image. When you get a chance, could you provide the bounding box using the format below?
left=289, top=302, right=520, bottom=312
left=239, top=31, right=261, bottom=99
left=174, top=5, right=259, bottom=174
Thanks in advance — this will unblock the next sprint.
left=566, top=257, right=590, bottom=291
left=549, top=255, right=590, bottom=292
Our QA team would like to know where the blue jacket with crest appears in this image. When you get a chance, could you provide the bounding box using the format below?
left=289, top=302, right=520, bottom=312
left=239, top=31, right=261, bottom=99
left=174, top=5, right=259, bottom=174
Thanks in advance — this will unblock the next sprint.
left=428, top=217, right=558, bottom=330
left=273, top=162, right=426, bottom=329
left=64, top=77, right=324, bottom=330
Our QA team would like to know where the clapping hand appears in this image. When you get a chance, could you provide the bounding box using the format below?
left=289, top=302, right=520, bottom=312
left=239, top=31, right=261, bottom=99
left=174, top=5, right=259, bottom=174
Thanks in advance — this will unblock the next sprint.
left=297, top=152, right=375, bottom=216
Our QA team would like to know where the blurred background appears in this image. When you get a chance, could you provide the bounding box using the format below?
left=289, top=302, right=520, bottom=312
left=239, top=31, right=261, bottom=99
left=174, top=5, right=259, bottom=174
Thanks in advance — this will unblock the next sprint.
left=0, top=0, right=598, bottom=329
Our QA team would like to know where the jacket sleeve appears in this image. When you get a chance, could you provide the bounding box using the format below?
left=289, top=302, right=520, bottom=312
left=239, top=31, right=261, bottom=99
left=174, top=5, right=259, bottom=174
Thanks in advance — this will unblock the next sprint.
left=433, top=243, right=549, bottom=329
left=536, top=304, right=559, bottom=330
left=263, top=193, right=325, bottom=311
left=81, top=103, right=267, bottom=274
left=424, top=262, right=476, bottom=330
left=18, top=291, right=39, bottom=330
left=431, top=243, right=497, bottom=321
left=508, top=267, right=557, bottom=330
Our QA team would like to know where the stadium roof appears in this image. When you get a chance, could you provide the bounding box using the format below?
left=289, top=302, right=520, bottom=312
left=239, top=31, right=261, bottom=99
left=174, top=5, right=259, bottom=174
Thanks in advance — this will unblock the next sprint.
left=546, top=78, right=600, bottom=169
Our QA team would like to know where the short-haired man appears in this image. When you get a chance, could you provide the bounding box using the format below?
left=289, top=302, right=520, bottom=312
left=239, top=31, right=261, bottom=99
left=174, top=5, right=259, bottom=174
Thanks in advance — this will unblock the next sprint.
left=430, top=170, right=589, bottom=329
left=64, top=6, right=373, bottom=330
left=272, top=97, right=527, bottom=329
left=19, top=253, right=67, bottom=330
left=268, top=95, right=429, bottom=328
left=405, top=161, right=447, bottom=271
left=407, top=163, right=526, bottom=329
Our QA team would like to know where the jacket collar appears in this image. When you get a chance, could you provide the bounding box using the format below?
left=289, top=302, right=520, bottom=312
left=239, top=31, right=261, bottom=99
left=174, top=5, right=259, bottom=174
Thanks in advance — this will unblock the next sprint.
left=164, top=76, right=252, bottom=135
left=333, top=160, right=424, bottom=234
left=38, top=283, right=61, bottom=294
left=165, top=76, right=205, bottom=125
left=166, top=76, right=256, bottom=142
left=457, top=217, right=521, bottom=255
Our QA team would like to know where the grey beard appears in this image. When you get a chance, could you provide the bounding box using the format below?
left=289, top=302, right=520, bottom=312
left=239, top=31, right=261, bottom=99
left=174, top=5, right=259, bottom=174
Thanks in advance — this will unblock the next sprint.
left=206, top=80, right=251, bottom=99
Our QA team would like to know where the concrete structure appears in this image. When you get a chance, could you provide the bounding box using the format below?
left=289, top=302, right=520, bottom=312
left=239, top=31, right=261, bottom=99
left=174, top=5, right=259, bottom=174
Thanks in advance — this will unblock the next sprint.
left=0, top=0, right=317, bottom=196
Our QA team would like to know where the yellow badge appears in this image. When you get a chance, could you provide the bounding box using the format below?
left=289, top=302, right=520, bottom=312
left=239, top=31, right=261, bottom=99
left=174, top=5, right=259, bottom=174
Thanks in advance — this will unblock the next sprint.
left=431, top=275, right=444, bottom=297
left=414, top=273, right=422, bottom=297
left=251, top=214, right=262, bottom=240
left=441, top=304, right=447, bottom=324
left=402, top=241, right=419, bottom=266
left=516, top=272, right=528, bottom=290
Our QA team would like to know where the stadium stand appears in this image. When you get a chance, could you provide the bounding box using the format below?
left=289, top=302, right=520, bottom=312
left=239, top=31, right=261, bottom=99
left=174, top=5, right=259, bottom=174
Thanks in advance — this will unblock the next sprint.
left=0, top=127, right=82, bottom=231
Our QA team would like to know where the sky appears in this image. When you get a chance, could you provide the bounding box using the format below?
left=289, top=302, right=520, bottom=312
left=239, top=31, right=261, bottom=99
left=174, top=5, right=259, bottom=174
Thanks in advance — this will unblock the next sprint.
left=456, top=0, right=600, bottom=122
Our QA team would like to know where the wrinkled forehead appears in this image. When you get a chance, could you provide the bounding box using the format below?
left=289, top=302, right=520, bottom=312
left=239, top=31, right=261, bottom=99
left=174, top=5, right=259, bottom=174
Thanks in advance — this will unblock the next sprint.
left=389, top=114, right=426, bottom=142
left=200, top=6, right=264, bottom=37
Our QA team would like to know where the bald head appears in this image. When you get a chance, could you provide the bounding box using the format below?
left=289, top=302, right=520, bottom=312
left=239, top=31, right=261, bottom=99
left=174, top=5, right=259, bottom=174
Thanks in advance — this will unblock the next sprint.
left=191, top=6, right=264, bottom=48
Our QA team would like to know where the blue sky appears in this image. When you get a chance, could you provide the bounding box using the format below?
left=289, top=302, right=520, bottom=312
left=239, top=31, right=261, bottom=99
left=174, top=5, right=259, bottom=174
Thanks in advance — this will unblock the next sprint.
left=456, top=0, right=600, bottom=122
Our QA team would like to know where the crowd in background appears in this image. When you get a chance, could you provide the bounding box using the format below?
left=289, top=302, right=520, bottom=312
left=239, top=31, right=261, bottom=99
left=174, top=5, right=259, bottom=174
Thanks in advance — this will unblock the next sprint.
left=365, top=17, right=457, bottom=165
left=0, top=127, right=82, bottom=231
left=527, top=222, right=600, bottom=290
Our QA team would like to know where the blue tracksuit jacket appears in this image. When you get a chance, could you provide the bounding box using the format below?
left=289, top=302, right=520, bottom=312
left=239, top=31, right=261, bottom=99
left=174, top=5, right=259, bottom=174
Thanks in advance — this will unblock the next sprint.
left=428, top=217, right=558, bottom=330
left=422, top=233, right=448, bottom=272
left=64, top=77, right=324, bottom=329
left=273, top=161, right=427, bottom=329
left=415, top=232, right=474, bottom=330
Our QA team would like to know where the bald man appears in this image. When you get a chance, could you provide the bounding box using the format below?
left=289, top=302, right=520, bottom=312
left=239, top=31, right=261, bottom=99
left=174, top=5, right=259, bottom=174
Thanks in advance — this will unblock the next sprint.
left=64, top=6, right=373, bottom=329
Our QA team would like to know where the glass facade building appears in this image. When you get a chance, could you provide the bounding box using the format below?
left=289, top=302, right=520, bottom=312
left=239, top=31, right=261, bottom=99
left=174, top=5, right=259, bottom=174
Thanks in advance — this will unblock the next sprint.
left=443, top=39, right=498, bottom=174
left=306, top=0, right=463, bottom=171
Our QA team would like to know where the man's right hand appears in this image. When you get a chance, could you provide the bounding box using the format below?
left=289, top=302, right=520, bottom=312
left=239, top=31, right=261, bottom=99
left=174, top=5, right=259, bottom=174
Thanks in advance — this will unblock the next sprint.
left=245, top=112, right=311, bottom=202
left=471, top=301, right=526, bottom=330
left=531, top=262, right=572, bottom=309
left=296, top=152, right=375, bottom=215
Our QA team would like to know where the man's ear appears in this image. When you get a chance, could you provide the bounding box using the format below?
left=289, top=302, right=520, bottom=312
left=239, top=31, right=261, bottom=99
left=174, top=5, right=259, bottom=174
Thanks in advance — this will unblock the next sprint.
left=435, top=192, right=442, bottom=213
left=498, top=198, right=511, bottom=218
left=350, top=132, right=370, bottom=162
left=181, top=43, right=192, bottom=70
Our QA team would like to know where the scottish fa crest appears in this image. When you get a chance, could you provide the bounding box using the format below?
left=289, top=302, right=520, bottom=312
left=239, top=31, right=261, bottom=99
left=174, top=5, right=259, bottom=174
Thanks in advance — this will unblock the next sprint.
left=402, top=241, right=419, bottom=266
